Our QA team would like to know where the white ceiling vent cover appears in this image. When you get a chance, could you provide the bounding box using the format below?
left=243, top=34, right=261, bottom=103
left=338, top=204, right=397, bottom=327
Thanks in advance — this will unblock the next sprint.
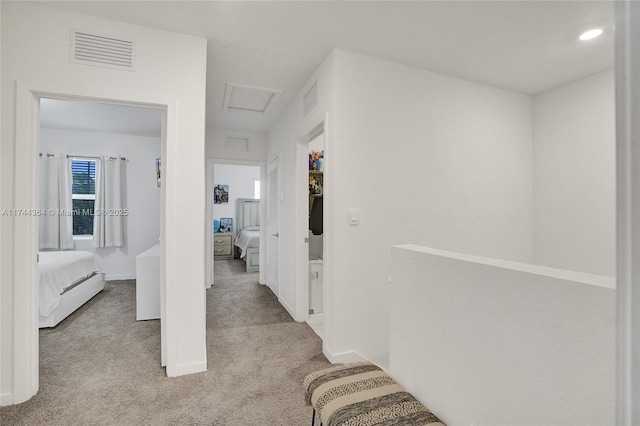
left=225, top=135, right=250, bottom=152
left=70, top=29, right=135, bottom=71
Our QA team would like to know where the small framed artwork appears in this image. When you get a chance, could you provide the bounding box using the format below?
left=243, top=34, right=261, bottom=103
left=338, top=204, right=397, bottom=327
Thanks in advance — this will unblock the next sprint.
left=220, top=218, right=233, bottom=233
left=214, top=184, right=229, bottom=204
left=155, top=158, right=162, bottom=187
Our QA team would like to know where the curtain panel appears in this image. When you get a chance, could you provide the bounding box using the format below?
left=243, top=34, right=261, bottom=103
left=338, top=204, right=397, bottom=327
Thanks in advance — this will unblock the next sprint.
left=93, top=157, right=125, bottom=248
left=38, top=156, right=73, bottom=249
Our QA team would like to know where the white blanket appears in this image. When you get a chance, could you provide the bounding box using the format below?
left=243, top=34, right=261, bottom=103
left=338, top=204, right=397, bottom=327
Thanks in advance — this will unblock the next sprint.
left=234, top=229, right=260, bottom=258
left=39, top=251, right=100, bottom=317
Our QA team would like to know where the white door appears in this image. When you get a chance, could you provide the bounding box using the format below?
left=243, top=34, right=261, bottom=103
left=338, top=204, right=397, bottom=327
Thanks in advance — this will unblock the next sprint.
left=267, top=157, right=280, bottom=295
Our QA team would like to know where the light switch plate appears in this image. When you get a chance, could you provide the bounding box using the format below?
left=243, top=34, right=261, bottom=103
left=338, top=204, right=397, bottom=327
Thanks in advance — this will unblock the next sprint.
left=347, top=208, right=359, bottom=225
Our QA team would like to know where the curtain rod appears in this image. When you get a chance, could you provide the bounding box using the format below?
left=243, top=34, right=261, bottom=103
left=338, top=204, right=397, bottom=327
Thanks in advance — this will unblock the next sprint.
left=39, top=153, right=127, bottom=161
left=66, top=155, right=127, bottom=161
left=66, top=154, right=99, bottom=160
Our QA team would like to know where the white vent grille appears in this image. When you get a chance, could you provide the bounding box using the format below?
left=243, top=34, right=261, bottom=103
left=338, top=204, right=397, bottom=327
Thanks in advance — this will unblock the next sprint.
left=225, top=135, right=250, bottom=152
left=303, top=82, right=318, bottom=116
left=70, top=29, right=135, bottom=71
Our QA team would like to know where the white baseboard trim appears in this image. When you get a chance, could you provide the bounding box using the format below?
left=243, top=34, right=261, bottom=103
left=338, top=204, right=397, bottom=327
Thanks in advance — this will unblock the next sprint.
left=1, top=392, right=14, bottom=406
left=105, top=274, right=136, bottom=281
left=166, top=360, right=207, bottom=377
left=322, top=345, right=366, bottom=364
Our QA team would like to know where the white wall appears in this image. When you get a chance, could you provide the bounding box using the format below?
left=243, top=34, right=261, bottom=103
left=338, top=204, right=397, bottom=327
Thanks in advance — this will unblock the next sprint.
left=532, top=69, right=615, bottom=276
left=1, top=2, right=207, bottom=404
left=40, top=128, right=161, bottom=280
left=206, top=127, right=267, bottom=162
left=309, top=135, right=324, bottom=153
left=213, top=164, right=260, bottom=225
left=267, top=49, right=534, bottom=367
left=331, top=49, right=533, bottom=367
left=390, top=244, right=615, bottom=426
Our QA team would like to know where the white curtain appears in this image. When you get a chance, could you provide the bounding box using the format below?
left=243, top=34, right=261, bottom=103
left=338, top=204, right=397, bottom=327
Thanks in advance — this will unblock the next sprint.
left=93, top=157, right=124, bottom=248
left=39, top=156, right=73, bottom=249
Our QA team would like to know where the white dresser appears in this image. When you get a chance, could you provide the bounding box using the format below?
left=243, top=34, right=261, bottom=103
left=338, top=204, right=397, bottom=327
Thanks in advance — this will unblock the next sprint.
left=136, top=242, right=160, bottom=320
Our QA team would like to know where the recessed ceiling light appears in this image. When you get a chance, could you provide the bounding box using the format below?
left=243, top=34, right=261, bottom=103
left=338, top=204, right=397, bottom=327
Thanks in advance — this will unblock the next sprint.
left=579, top=28, right=603, bottom=41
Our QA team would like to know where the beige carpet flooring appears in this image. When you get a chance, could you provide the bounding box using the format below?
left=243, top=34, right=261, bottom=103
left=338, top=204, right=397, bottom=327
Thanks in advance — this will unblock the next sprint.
left=0, top=259, right=330, bottom=425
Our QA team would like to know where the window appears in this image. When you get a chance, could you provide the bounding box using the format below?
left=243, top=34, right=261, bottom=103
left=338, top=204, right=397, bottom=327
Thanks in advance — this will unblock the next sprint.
left=71, top=159, right=96, bottom=236
left=254, top=180, right=261, bottom=199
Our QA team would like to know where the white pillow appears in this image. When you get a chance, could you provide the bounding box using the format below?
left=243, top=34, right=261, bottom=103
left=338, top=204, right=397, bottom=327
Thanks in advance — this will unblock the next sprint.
left=244, top=226, right=260, bottom=231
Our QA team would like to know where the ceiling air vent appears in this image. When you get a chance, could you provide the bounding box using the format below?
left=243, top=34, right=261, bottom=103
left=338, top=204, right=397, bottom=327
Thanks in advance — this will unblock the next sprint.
left=225, top=135, right=250, bottom=152
left=303, top=82, right=318, bottom=117
left=70, top=29, right=135, bottom=71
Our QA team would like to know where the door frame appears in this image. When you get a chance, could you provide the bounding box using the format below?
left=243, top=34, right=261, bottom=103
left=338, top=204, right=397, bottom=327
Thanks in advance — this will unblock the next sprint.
left=205, top=158, right=266, bottom=288
left=266, top=155, right=281, bottom=297
left=9, top=81, right=172, bottom=404
left=295, top=120, right=326, bottom=323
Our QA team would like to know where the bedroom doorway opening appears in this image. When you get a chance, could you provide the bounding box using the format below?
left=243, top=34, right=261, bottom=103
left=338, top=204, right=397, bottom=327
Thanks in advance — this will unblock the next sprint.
left=36, top=97, right=163, bottom=375
left=206, top=159, right=266, bottom=289
left=16, top=90, right=169, bottom=402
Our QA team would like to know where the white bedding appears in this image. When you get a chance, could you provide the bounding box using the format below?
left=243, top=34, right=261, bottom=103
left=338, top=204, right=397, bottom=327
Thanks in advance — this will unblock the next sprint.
left=234, top=229, right=260, bottom=258
left=39, top=251, right=100, bottom=317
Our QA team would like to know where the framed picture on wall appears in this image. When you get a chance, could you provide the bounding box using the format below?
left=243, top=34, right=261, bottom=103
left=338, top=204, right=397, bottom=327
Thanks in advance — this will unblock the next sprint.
left=214, top=184, right=229, bottom=204
left=220, top=218, right=233, bottom=233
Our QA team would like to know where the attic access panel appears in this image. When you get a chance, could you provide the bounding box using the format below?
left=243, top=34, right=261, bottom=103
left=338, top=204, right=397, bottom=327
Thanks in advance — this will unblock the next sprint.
left=223, top=83, right=282, bottom=115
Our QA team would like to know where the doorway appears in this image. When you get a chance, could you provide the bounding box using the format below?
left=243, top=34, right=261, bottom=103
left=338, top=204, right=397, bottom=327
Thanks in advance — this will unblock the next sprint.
left=10, top=85, right=171, bottom=403
left=37, top=96, right=164, bottom=371
left=293, top=120, right=327, bottom=329
left=206, top=159, right=266, bottom=289
left=306, top=133, right=325, bottom=338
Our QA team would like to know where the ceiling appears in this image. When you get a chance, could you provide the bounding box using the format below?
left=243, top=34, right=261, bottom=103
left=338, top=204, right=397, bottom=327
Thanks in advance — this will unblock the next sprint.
left=40, top=98, right=163, bottom=137
left=34, top=1, right=614, bottom=133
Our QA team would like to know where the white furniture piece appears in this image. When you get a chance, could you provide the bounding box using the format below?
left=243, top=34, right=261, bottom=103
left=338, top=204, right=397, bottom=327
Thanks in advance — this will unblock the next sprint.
left=234, top=198, right=260, bottom=272
left=136, top=242, right=160, bottom=320
left=235, top=229, right=259, bottom=271
left=309, top=259, right=323, bottom=314
left=214, top=233, right=234, bottom=260
left=244, top=247, right=260, bottom=273
left=38, top=250, right=105, bottom=328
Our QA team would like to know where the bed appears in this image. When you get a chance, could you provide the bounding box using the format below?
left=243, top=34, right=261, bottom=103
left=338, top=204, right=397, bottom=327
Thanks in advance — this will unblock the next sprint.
left=38, top=251, right=105, bottom=328
left=234, top=198, right=260, bottom=273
